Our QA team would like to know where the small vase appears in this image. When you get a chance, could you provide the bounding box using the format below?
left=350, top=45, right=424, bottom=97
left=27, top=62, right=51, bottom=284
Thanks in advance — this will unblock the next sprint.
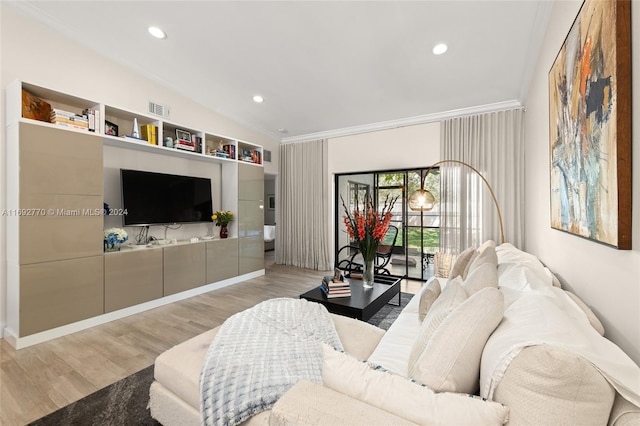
left=362, top=258, right=375, bottom=288
left=105, top=242, right=120, bottom=252
left=219, top=224, right=228, bottom=239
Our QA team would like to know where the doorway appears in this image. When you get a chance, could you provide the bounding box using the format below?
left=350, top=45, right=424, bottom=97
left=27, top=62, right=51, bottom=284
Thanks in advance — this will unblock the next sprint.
left=335, top=167, right=440, bottom=281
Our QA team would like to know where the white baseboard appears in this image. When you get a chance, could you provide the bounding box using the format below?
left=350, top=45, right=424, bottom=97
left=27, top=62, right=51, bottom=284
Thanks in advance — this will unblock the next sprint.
left=5, top=269, right=265, bottom=350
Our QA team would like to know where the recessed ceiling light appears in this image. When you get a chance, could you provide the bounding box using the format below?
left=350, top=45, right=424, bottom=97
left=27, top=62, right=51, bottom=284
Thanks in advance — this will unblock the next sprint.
left=432, top=43, right=448, bottom=55
left=148, top=26, right=167, bottom=39
left=278, top=128, right=289, bottom=134
left=253, top=95, right=264, bottom=103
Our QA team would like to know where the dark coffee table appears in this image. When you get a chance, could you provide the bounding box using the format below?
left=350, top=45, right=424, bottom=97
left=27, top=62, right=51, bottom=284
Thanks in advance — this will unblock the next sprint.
left=300, top=274, right=402, bottom=321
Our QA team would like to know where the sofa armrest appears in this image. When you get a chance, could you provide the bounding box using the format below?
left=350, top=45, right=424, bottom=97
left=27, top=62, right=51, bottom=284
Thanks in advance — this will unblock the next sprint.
left=330, top=313, right=385, bottom=360
left=609, top=393, right=640, bottom=426
left=270, top=381, right=417, bottom=426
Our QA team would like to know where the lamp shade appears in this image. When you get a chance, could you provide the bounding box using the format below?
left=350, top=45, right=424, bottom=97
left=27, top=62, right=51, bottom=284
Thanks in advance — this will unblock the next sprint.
left=408, top=188, right=436, bottom=211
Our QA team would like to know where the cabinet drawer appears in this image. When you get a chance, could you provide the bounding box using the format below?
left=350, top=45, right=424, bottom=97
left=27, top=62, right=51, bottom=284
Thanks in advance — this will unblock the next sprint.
left=206, top=239, right=239, bottom=283
left=163, top=243, right=206, bottom=296
left=104, top=248, right=163, bottom=312
left=19, top=122, right=103, bottom=195
left=20, top=256, right=104, bottom=336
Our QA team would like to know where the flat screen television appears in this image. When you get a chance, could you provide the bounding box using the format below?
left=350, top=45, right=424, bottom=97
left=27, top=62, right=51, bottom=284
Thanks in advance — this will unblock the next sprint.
left=121, top=169, right=213, bottom=226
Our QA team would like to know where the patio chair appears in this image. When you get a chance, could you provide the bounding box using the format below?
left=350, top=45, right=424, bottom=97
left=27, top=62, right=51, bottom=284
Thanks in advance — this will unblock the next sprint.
left=336, top=225, right=399, bottom=276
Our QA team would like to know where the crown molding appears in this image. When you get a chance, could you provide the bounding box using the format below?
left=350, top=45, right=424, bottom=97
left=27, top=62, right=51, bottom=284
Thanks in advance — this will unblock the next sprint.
left=281, top=100, right=523, bottom=144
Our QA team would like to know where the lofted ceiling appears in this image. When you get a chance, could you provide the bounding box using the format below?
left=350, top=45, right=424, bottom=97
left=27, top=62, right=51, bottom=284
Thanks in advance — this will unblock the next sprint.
left=8, top=1, right=551, bottom=141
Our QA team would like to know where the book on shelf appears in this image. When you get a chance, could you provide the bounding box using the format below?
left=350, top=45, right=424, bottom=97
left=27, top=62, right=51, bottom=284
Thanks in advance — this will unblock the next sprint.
left=176, top=140, right=195, bottom=151
left=51, top=121, right=89, bottom=131
left=140, top=124, right=158, bottom=145
left=50, top=115, right=88, bottom=126
left=82, top=108, right=97, bottom=132
left=51, top=108, right=83, bottom=118
left=123, top=135, right=146, bottom=141
left=222, top=144, right=236, bottom=159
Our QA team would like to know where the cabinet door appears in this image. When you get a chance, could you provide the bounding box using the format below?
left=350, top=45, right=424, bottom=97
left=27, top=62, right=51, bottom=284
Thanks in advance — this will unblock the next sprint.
left=20, top=256, right=104, bottom=336
left=105, top=248, right=163, bottom=312
left=163, top=243, right=206, bottom=296
left=238, top=163, right=264, bottom=201
left=238, top=200, right=264, bottom=238
left=20, top=194, right=103, bottom=264
left=19, top=122, right=103, bottom=196
left=206, top=239, right=239, bottom=283
left=239, top=236, right=265, bottom=275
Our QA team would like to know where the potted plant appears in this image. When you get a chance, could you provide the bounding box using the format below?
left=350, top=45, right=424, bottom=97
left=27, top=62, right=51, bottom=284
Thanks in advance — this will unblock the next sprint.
left=212, top=210, right=234, bottom=238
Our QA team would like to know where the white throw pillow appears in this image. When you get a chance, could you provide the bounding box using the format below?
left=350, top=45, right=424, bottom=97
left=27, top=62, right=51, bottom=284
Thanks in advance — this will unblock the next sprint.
left=467, top=244, right=498, bottom=275
left=463, top=262, right=499, bottom=297
left=419, top=278, right=442, bottom=321
left=322, top=344, right=509, bottom=425
left=408, top=278, right=467, bottom=370
left=410, top=287, right=505, bottom=394
left=478, top=239, right=497, bottom=253
left=449, top=247, right=476, bottom=280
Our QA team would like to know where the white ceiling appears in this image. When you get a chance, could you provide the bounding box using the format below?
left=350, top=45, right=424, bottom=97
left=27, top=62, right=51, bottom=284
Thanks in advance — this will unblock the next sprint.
left=10, top=1, right=551, bottom=141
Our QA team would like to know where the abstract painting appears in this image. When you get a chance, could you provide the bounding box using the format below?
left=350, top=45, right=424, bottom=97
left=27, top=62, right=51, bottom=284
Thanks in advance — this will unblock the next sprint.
left=549, top=0, right=631, bottom=249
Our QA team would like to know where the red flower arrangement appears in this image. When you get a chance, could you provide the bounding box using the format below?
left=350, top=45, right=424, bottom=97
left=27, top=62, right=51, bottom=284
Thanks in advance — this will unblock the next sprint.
left=341, top=194, right=398, bottom=266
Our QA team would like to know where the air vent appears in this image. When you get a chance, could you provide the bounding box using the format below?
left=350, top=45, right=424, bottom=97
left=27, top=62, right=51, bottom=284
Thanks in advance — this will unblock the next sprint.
left=148, top=101, right=170, bottom=118
left=264, top=149, right=272, bottom=162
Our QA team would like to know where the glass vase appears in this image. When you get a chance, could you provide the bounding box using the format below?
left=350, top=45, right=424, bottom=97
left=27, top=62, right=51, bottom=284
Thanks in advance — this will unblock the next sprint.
left=220, top=224, right=229, bottom=239
left=362, top=258, right=375, bottom=288
left=105, top=242, right=120, bottom=252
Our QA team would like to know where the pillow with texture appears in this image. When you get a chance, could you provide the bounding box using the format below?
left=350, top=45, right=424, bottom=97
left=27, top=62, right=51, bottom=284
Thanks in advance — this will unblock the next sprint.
left=448, top=247, right=476, bottom=280
left=467, top=244, right=498, bottom=276
left=322, top=344, right=509, bottom=425
left=463, top=262, right=499, bottom=297
left=462, top=250, right=480, bottom=279
left=419, top=278, right=442, bottom=321
left=410, top=287, right=505, bottom=394
left=478, top=239, right=497, bottom=253
left=408, top=278, right=467, bottom=370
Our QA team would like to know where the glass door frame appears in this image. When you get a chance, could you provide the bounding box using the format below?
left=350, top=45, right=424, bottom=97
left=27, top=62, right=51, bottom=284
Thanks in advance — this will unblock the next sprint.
left=334, top=166, right=440, bottom=282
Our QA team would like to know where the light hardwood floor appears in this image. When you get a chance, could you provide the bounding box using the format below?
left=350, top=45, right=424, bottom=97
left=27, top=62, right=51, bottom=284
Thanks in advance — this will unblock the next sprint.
left=0, top=256, right=423, bottom=426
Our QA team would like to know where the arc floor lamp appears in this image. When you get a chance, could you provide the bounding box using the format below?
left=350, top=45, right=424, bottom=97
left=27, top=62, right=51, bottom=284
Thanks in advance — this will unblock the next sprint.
left=408, top=159, right=505, bottom=244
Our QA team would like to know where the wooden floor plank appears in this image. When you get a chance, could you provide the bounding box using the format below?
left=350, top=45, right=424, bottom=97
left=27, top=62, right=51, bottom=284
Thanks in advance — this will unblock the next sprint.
left=0, top=260, right=423, bottom=425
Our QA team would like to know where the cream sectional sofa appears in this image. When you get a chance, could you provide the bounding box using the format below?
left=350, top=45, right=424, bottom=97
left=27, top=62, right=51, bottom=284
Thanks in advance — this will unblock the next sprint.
left=150, top=243, right=640, bottom=425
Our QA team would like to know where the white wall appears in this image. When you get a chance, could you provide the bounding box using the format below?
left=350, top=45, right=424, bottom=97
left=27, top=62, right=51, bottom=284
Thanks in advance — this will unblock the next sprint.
left=327, top=123, right=441, bottom=175
left=523, top=0, right=640, bottom=364
left=327, top=122, right=441, bottom=263
left=0, top=5, right=280, bottom=336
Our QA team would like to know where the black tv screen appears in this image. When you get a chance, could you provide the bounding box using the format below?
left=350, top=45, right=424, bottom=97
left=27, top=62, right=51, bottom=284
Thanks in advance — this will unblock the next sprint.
left=121, top=169, right=213, bottom=226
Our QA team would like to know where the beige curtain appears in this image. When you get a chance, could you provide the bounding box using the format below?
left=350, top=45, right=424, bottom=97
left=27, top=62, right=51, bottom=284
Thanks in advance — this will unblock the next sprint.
left=275, top=139, right=332, bottom=270
left=440, top=108, right=524, bottom=252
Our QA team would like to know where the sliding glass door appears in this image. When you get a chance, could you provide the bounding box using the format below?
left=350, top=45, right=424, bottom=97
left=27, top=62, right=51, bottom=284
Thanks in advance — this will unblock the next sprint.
left=335, top=167, right=439, bottom=281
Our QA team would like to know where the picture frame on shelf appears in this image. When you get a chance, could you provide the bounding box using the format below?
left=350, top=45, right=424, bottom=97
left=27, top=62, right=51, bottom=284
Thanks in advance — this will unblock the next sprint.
left=175, top=128, right=195, bottom=151
left=175, top=129, right=191, bottom=142
left=105, top=120, right=118, bottom=136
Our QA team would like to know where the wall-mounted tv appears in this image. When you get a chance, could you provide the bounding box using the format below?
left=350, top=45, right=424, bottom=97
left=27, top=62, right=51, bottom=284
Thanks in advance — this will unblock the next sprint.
left=121, top=169, right=213, bottom=226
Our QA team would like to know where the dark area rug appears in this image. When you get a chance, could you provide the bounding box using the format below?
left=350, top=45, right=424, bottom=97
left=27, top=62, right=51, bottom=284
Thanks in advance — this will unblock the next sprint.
left=29, top=366, right=159, bottom=426
left=29, top=293, right=413, bottom=425
left=366, top=292, right=413, bottom=330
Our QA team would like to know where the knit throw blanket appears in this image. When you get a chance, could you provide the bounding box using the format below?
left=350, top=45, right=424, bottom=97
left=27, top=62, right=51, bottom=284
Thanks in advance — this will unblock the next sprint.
left=200, top=298, right=344, bottom=426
